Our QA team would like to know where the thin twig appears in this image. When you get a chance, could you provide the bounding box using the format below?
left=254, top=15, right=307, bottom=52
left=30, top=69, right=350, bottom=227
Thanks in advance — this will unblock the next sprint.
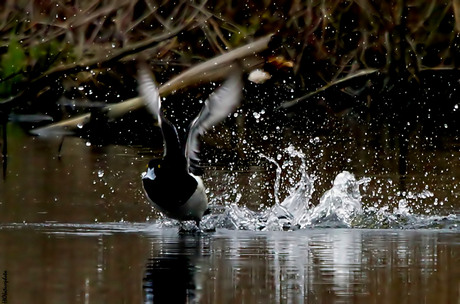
left=280, top=68, right=379, bottom=109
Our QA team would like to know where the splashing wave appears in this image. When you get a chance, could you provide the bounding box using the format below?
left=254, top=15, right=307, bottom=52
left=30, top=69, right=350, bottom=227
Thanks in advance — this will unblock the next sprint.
left=161, top=146, right=459, bottom=231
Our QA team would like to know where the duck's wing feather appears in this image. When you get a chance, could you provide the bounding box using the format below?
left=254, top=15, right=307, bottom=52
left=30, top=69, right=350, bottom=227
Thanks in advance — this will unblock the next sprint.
left=138, top=65, right=161, bottom=124
left=138, top=65, right=183, bottom=160
left=186, top=70, right=243, bottom=173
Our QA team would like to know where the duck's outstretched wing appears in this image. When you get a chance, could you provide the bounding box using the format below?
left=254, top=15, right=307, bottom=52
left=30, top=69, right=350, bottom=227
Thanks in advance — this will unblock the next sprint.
left=186, top=69, right=243, bottom=174
left=138, top=64, right=161, bottom=124
left=138, top=65, right=183, bottom=160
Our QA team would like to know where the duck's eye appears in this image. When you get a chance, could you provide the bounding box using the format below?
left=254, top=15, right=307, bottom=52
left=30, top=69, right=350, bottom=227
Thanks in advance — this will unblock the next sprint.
left=157, top=164, right=161, bottom=169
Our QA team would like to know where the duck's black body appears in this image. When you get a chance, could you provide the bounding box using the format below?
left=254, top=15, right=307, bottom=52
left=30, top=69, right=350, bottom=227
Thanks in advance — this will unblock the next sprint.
left=138, top=65, right=242, bottom=226
left=141, top=114, right=208, bottom=224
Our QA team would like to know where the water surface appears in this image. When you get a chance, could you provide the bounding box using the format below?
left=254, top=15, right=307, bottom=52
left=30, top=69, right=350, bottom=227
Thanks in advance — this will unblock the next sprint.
left=0, top=126, right=459, bottom=303
left=0, top=223, right=458, bottom=303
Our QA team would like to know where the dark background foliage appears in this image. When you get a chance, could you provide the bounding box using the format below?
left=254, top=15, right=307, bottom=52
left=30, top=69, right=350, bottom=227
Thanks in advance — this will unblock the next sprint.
left=0, top=0, right=459, bottom=156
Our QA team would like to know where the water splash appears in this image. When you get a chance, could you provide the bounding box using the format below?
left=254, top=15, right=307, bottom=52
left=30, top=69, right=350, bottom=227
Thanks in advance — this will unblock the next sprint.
left=303, top=172, right=371, bottom=228
left=161, top=145, right=459, bottom=231
left=199, top=167, right=366, bottom=230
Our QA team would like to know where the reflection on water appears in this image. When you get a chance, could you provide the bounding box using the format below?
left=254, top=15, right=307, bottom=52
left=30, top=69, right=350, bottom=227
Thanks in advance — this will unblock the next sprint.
left=0, top=224, right=458, bottom=303
left=201, top=229, right=460, bottom=303
left=0, top=128, right=151, bottom=223
left=143, top=231, right=201, bottom=303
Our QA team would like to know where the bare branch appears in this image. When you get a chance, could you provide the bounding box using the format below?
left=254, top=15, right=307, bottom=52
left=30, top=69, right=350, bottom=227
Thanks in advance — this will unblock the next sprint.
left=31, top=34, right=273, bottom=136
left=281, top=69, right=379, bottom=109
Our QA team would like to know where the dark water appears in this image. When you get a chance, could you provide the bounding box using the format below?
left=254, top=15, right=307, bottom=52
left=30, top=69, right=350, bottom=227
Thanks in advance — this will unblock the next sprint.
left=0, top=125, right=459, bottom=303
left=0, top=224, right=458, bottom=304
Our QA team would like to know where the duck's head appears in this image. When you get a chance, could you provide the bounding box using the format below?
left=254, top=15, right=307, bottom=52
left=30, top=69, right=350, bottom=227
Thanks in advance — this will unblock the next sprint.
left=142, top=158, right=162, bottom=181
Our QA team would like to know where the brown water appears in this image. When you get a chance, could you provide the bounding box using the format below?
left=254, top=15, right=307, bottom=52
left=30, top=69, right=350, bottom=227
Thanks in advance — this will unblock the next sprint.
left=0, top=225, right=458, bottom=304
left=0, top=125, right=459, bottom=303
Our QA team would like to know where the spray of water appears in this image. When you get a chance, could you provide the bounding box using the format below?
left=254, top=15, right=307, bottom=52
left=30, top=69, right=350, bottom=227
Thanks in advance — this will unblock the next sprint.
left=160, top=145, right=459, bottom=231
